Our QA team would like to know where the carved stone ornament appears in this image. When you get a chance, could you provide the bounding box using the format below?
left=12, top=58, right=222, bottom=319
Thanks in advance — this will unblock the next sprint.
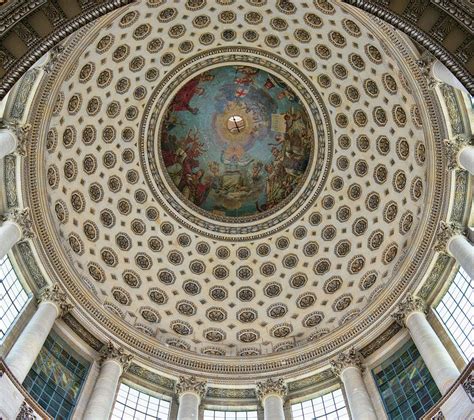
left=433, top=221, right=466, bottom=253
left=175, top=376, right=207, bottom=399
left=432, top=410, right=445, bottom=420
left=43, top=45, right=65, bottom=74
left=256, top=378, right=288, bottom=402
left=1, top=207, right=34, bottom=239
left=330, top=347, right=364, bottom=376
left=38, top=284, right=74, bottom=317
left=415, top=53, right=437, bottom=89
left=463, top=373, right=473, bottom=402
left=99, top=341, right=134, bottom=372
left=443, top=136, right=470, bottom=170
left=16, top=400, right=36, bottom=420
left=392, top=294, right=428, bottom=327
left=0, top=120, right=31, bottom=156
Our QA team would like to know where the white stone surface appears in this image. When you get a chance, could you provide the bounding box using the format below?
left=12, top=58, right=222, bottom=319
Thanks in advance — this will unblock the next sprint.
left=0, top=221, right=21, bottom=260
left=440, top=384, right=474, bottom=419
left=262, top=394, right=285, bottom=420
left=340, top=366, right=377, bottom=420
left=0, top=374, right=24, bottom=420
left=448, top=235, right=474, bottom=280
left=0, top=129, right=17, bottom=159
left=177, top=392, right=200, bottom=420
left=458, top=146, right=474, bottom=174
left=83, top=359, right=122, bottom=420
left=5, top=301, right=59, bottom=383
left=405, top=311, right=459, bottom=394
left=432, top=60, right=470, bottom=95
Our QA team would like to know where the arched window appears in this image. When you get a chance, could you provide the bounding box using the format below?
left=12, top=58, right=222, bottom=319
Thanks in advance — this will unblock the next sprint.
left=0, top=255, right=29, bottom=340
left=112, top=383, right=171, bottom=420
left=291, top=388, right=349, bottom=420
left=203, top=410, right=258, bottom=420
left=435, top=266, right=473, bottom=361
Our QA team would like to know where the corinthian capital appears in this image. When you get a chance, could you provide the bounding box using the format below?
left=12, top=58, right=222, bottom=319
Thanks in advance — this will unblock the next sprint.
left=444, top=136, right=470, bottom=170
left=256, top=378, right=288, bottom=403
left=100, top=341, right=133, bottom=372
left=38, top=284, right=73, bottom=317
left=176, top=376, right=207, bottom=399
left=392, top=294, right=428, bottom=327
left=3, top=208, right=34, bottom=239
left=434, top=221, right=466, bottom=253
left=330, top=347, right=364, bottom=376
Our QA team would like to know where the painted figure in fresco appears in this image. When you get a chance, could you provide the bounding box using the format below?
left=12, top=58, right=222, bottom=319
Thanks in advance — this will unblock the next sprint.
left=169, top=72, right=214, bottom=114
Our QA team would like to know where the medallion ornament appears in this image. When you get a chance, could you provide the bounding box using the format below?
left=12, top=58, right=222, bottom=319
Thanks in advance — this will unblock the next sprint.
left=99, top=341, right=133, bottom=371
left=256, top=378, right=288, bottom=402
left=176, top=376, right=207, bottom=399
left=392, top=294, right=428, bottom=327
left=330, top=347, right=364, bottom=376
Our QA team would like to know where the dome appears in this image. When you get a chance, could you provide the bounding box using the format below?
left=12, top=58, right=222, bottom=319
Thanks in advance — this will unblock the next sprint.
left=4, top=0, right=467, bottom=389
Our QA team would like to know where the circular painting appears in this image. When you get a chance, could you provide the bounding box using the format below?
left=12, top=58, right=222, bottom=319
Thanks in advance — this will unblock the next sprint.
left=159, top=65, right=314, bottom=219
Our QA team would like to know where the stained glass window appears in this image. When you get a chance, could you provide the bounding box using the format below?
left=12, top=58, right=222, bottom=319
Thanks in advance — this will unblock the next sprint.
left=373, top=340, right=441, bottom=420
left=0, top=255, right=29, bottom=340
left=203, top=410, right=258, bottom=420
left=23, top=333, right=90, bottom=419
left=111, top=382, right=171, bottom=419
left=435, top=266, right=473, bottom=361
left=291, top=388, right=349, bottom=420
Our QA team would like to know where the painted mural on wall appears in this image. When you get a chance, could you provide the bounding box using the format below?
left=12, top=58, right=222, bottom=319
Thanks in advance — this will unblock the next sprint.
left=159, top=65, right=313, bottom=218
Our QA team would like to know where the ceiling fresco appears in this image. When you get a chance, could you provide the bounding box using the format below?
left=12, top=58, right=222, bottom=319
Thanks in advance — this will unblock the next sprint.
left=159, top=65, right=313, bottom=218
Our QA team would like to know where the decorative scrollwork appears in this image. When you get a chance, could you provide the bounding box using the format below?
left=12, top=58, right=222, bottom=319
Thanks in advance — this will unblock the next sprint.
left=434, top=221, right=466, bottom=253
left=99, top=341, right=133, bottom=372
left=175, top=376, right=207, bottom=399
left=38, top=284, right=74, bottom=317
left=256, top=378, right=288, bottom=402
left=330, top=347, right=364, bottom=376
left=443, top=136, right=471, bottom=170
left=392, top=294, right=428, bottom=327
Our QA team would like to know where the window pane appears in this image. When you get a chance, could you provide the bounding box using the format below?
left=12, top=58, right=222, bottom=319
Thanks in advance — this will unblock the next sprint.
left=203, top=410, right=258, bottom=420
left=0, top=255, right=29, bottom=340
left=290, top=388, right=349, bottom=419
left=111, top=383, right=170, bottom=420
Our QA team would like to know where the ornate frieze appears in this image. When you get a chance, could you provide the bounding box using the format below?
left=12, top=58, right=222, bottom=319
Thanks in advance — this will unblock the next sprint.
left=360, top=322, right=402, bottom=358
left=175, top=376, right=207, bottom=399
left=4, top=155, right=18, bottom=208
left=434, top=221, right=466, bottom=253
left=99, top=341, right=133, bottom=372
left=16, top=400, right=35, bottom=420
left=392, top=294, right=428, bottom=327
left=256, top=378, right=288, bottom=402
left=444, top=136, right=471, bottom=170
left=330, top=347, right=364, bottom=376
left=463, top=373, right=473, bottom=402
left=38, top=284, right=74, bottom=317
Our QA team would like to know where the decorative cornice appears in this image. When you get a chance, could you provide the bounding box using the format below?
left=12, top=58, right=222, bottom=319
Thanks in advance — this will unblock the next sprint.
left=330, top=347, right=364, bottom=376
left=256, top=378, right=288, bottom=402
left=175, top=376, right=207, bottom=399
left=431, top=0, right=473, bottom=32
left=444, top=136, right=471, bottom=170
left=342, top=0, right=474, bottom=95
left=434, top=221, right=466, bottom=253
left=99, top=341, right=133, bottom=372
left=2, top=207, right=34, bottom=239
left=38, top=284, right=73, bottom=317
left=392, top=294, right=428, bottom=327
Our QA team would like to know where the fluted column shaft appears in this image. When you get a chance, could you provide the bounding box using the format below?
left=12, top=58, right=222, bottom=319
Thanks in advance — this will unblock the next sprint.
left=0, top=221, right=21, bottom=260
left=177, top=392, right=200, bottom=420
left=0, top=128, right=17, bottom=158
left=83, top=359, right=123, bottom=420
left=262, top=395, right=285, bottom=420
left=6, top=300, right=59, bottom=383
left=448, top=235, right=474, bottom=279
left=340, top=366, right=377, bottom=420
left=405, top=311, right=459, bottom=394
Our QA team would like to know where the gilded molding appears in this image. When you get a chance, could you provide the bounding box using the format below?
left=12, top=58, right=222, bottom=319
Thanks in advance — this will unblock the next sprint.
left=330, top=347, right=364, bottom=376
left=100, top=341, right=134, bottom=372
left=256, top=378, right=288, bottom=402
left=392, top=294, right=428, bottom=327
left=38, top=283, right=74, bottom=317
left=175, top=376, right=207, bottom=399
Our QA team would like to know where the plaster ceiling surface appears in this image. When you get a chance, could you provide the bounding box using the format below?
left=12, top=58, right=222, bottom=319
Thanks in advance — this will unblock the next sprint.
left=35, top=0, right=430, bottom=359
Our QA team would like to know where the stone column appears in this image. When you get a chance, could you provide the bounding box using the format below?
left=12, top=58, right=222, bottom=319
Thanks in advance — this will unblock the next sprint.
left=256, top=378, right=288, bottom=420
left=444, top=136, right=474, bottom=175
left=393, top=295, right=459, bottom=394
left=0, top=128, right=17, bottom=158
left=330, top=348, right=377, bottom=420
left=432, top=60, right=470, bottom=95
left=83, top=342, right=133, bottom=420
left=0, top=208, right=33, bottom=260
left=5, top=284, right=73, bottom=382
left=175, top=376, right=207, bottom=420
left=435, top=221, right=474, bottom=279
